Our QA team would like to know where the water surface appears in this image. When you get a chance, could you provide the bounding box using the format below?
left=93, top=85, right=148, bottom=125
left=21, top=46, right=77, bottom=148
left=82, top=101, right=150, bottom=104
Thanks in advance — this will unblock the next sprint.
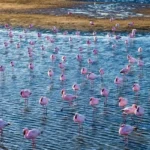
left=0, top=28, right=150, bottom=150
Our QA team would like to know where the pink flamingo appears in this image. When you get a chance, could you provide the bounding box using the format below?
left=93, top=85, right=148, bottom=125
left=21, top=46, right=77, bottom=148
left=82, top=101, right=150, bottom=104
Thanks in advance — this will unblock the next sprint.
left=62, top=56, right=67, bottom=63
left=4, top=41, right=9, bottom=48
left=87, top=58, right=93, bottom=69
left=89, top=97, right=99, bottom=109
left=47, top=69, right=54, bottom=81
left=0, top=66, right=5, bottom=72
left=79, top=47, right=83, bottom=53
left=16, top=43, right=20, bottom=49
left=39, top=97, right=49, bottom=115
left=28, top=63, right=34, bottom=70
left=110, top=17, right=114, bottom=22
left=0, top=119, right=11, bottom=135
left=37, top=32, right=42, bottom=38
left=81, top=67, right=88, bottom=75
left=87, top=72, right=98, bottom=86
left=54, top=47, right=59, bottom=54
left=93, top=49, right=98, bottom=55
left=134, top=106, right=144, bottom=117
left=72, top=83, right=80, bottom=95
left=29, top=24, right=33, bottom=29
left=137, top=59, right=144, bottom=68
left=115, top=35, right=121, bottom=40
left=112, top=44, right=116, bottom=49
left=63, top=31, right=68, bottom=35
left=50, top=54, right=56, bottom=63
left=90, top=21, right=94, bottom=25
left=93, top=36, right=97, bottom=42
left=58, top=62, right=65, bottom=72
left=112, top=26, right=116, bottom=32
left=127, top=55, right=137, bottom=64
left=28, top=47, right=33, bottom=53
left=114, top=76, right=123, bottom=87
left=93, top=31, right=97, bottom=36
left=138, top=47, right=142, bottom=53
left=132, top=83, right=140, bottom=92
left=0, top=65, right=5, bottom=77
left=99, top=68, right=104, bottom=78
left=118, top=97, right=128, bottom=107
left=52, top=26, right=58, bottom=33
left=120, top=65, right=131, bottom=75
left=61, top=89, right=77, bottom=108
left=122, top=104, right=137, bottom=115
left=23, top=128, right=42, bottom=147
left=29, top=41, right=35, bottom=46
left=115, top=23, right=120, bottom=28
left=76, top=54, right=82, bottom=63
left=87, top=39, right=91, bottom=46
left=73, top=113, right=85, bottom=131
left=10, top=61, right=15, bottom=74
left=125, top=40, right=128, bottom=45
left=20, top=89, right=32, bottom=107
left=10, top=61, right=14, bottom=67
left=100, top=88, right=109, bottom=105
left=119, top=124, right=137, bottom=145
left=60, top=74, right=66, bottom=82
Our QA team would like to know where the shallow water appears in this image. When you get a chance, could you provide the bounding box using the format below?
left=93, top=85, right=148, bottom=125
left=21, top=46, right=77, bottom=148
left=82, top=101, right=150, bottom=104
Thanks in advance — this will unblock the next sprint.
left=22, top=1, right=150, bottom=19
left=66, top=2, right=150, bottom=19
left=0, top=27, right=150, bottom=150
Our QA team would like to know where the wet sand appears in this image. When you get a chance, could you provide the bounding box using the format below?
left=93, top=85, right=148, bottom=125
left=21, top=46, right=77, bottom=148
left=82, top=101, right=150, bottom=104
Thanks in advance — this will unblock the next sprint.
left=0, top=0, right=150, bottom=31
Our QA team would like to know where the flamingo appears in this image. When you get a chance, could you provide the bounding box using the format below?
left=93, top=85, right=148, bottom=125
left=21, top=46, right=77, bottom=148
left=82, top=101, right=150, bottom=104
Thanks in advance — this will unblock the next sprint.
left=39, top=97, right=49, bottom=115
left=23, top=128, right=42, bottom=147
left=138, top=47, right=142, bottom=53
left=120, top=65, right=131, bottom=75
left=60, top=74, right=66, bottom=82
left=81, top=67, right=88, bottom=75
left=20, top=89, right=32, bottom=107
left=28, top=63, right=34, bottom=70
left=134, top=106, right=144, bottom=117
left=62, top=56, right=67, bottom=63
left=0, top=65, right=5, bottom=72
left=48, top=69, right=54, bottom=79
left=76, top=54, right=82, bottom=63
left=87, top=72, right=98, bottom=86
left=119, top=124, right=137, bottom=146
left=50, top=54, right=56, bottom=63
left=73, top=113, right=85, bottom=132
left=72, top=83, right=80, bottom=95
left=118, top=97, right=128, bottom=107
left=127, top=55, right=137, bottom=64
left=132, top=83, right=140, bottom=93
left=122, top=104, right=137, bottom=115
left=61, top=89, right=77, bottom=109
left=89, top=97, right=99, bottom=109
left=99, top=68, right=104, bottom=78
left=100, top=88, right=109, bottom=105
left=0, top=119, right=11, bottom=135
left=122, top=104, right=137, bottom=123
left=58, top=62, right=65, bottom=72
left=114, top=76, right=123, bottom=86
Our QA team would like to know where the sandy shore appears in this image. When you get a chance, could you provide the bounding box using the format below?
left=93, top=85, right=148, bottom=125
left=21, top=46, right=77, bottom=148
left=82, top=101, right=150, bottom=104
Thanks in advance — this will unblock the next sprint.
left=0, top=0, right=150, bottom=32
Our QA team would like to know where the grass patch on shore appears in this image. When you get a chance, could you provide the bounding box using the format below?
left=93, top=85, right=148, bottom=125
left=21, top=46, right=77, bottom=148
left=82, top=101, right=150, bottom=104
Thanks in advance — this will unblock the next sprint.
left=0, top=0, right=84, bottom=10
left=0, top=13, right=150, bottom=32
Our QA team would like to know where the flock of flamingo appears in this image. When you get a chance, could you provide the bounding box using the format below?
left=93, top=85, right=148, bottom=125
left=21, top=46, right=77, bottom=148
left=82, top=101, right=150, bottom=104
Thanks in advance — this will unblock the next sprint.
left=0, top=18, right=147, bottom=149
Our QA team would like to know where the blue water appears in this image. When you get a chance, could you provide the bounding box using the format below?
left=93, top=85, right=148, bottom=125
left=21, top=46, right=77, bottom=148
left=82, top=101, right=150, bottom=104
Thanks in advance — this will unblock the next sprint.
left=0, top=27, right=150, bottom=150
left=85, top=0, right=150, bottom=3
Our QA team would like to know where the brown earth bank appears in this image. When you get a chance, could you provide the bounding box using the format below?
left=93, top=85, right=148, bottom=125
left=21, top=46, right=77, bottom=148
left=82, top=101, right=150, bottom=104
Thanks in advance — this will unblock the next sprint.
left=0, top=0, right=150, bottom=32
